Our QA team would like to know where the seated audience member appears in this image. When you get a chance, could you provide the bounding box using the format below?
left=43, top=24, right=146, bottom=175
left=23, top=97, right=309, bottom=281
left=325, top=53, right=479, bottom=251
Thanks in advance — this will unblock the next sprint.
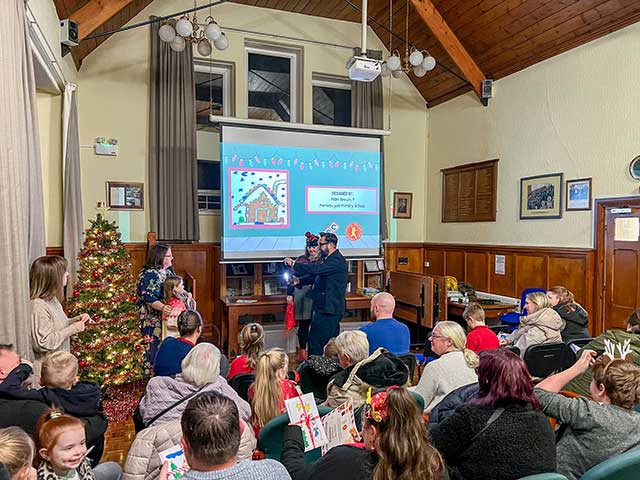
left=177, top=391, right=291, bottom=480
left=0, top=347, right=106, bottom=464
left=123, top=417, right=255, bottom=480
left=414, top=321, right=478, bottom=413
left=430, top=348, right=556, bottom=480
left=35, top=409, right=121, bottom=480
left=427, top=383, right=479, bottom=430
left=161, top=275, right=196, bottom=339
left=547, top=286, right=590, bottom=343
left=298, top=338, right=342, bottom=402
left=500, top=292, right=563, bottom=356
left=228, top=323, right=264, bottom=381
left=281, top=387, right=445, bottom=480
left=359, top=292, right=410, bottom=355
left=140, top=343, right=250, bottom=427
left=153, top=311, right=228, bottom=377
left=250, top=349, right=299, bottom=435
left=463, top=303, right=499, bottom=354
left=324, top=331, right=409, bottom=409
left=535, top=349, right=640, bottom=480
left=564, top=310, right=640, bottom=397
left=0, top=427, right=37, bottom=480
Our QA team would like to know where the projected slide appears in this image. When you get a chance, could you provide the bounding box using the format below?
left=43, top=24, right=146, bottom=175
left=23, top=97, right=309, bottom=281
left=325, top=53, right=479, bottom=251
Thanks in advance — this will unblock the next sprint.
left=221, top=125, right=381, bottom=260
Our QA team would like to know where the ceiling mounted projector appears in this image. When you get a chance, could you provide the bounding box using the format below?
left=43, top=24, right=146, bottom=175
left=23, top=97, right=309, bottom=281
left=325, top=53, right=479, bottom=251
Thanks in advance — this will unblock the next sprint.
left=347, top=56, right=381, bottom=82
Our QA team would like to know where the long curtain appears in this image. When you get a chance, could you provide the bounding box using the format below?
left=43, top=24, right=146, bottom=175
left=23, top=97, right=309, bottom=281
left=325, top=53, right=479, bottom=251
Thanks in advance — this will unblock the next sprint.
left=63, top=84, right=83, bottom=295
left=351, top=48, right=387, bottom=241
left=0, top=0, right=46, bottom=356
left=149, top=18, right=199, bottom=242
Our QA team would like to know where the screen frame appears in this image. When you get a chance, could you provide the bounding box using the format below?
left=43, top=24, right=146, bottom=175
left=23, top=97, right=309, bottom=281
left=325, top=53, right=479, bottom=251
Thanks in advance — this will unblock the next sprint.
left=216, top=119, right=387, bottom=263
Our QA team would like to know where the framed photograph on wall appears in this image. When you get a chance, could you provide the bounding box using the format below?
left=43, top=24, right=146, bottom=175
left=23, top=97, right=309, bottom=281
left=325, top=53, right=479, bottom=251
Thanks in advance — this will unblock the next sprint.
left=106, top=182, right=144, bottom=210
left=519, top=173, right=563, bottom=220
left=393, top=192, right=413, bottom=219
left=566, top=178, right=592, bottom=211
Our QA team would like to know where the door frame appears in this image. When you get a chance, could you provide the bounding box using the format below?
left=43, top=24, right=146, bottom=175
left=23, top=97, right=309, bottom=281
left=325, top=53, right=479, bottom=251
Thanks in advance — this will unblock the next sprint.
left=594, top=196, right=640, bottom=336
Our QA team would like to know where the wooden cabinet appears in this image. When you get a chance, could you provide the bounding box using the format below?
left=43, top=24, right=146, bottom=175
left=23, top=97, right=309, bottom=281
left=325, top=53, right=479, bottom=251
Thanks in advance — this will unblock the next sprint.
left=442, top=159, right=498, bottom=223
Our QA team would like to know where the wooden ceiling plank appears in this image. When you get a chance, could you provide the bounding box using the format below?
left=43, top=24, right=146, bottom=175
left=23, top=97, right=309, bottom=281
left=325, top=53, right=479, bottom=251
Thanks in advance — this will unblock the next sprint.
left=409, top=0, right=485, bottom=100
left=428, top=84, right=473, bottom=106
left=70, top=0, right=135, bottom=41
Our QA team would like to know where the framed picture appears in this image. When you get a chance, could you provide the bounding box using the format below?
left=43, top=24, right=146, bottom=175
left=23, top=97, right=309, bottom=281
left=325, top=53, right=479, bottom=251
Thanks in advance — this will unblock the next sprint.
left=566, top=178, right=592, bottom=211
left=519, top=173, right=563, bottom=220
left=231, top=264, right=248, bottom=276
left=106, top=182, right=144, bottom=210
left=393, top=192, right=413, bottom=219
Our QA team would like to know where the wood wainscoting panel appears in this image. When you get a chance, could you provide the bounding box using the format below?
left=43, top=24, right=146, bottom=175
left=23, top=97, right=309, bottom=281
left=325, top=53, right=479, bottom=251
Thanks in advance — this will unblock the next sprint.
left=445, top=250, right=465, bottom=281
left=425, top=249, right=444, bottom=277
left=515, top=255, right=547, bottom=297
left=385, top=243, right=424, bottom=274
left=466, top=252, right=489, bottom=292
left=488, top=253, right=516, bottom=297
left=548, top=256, right=590, bottom=317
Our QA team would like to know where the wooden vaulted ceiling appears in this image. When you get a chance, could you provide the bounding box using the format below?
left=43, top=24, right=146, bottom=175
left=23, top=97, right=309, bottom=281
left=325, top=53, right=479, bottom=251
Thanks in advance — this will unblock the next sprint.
left=53, top=0, right=640, bottom=106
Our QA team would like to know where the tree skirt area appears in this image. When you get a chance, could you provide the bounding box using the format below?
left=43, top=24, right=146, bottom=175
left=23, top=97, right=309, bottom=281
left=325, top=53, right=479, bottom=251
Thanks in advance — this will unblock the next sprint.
left=102, top=380, right=146, bottom=423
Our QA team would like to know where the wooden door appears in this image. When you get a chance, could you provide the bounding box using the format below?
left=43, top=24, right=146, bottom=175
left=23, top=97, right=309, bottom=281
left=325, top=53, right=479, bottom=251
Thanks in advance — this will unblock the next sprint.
left=604, top=206, right=640, bottom=330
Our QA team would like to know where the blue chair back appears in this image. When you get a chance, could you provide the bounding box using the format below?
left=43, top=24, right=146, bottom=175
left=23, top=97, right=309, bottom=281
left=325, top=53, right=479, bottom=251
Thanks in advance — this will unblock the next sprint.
left=257, top=405, right=333, bottom=463
left=520, top=288, right=548, bottom=314
left=580, top=448, right=640, bottom=480
left=517, top=474, right=568, bottom=479
left=501, top=287, right=547, bottom=327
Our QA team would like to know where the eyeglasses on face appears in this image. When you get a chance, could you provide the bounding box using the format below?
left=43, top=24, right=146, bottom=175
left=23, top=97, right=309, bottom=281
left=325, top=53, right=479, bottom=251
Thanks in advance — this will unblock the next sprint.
left=429, top=333, right=447, bottom=340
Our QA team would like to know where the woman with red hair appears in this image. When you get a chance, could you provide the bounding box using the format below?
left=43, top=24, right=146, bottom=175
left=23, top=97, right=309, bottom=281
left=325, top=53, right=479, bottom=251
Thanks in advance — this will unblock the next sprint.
left=430, top=348, right=556, bottom=480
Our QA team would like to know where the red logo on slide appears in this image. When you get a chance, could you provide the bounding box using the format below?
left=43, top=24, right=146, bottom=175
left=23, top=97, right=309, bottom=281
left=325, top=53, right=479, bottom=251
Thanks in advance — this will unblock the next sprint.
left=346, top=223, right=363, bottom=241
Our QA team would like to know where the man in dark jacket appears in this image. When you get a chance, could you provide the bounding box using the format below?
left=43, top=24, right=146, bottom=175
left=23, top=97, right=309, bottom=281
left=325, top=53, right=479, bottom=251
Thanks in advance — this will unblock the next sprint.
left=286, top=232, right=348, bottom=356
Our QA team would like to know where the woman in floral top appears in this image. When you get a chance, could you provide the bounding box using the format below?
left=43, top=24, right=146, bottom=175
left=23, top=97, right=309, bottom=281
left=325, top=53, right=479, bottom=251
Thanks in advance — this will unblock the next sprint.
left=136, top=243, right=175, bottom=367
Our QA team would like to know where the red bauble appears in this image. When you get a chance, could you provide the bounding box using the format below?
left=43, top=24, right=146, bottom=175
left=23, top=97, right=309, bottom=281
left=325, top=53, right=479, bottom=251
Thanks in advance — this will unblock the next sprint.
left=73, top=290, right=80, bottom=298
left=129, top=295, right=138, bottom=302
left=92, top=272, right=100, bottom=279
left=79, top=360, right=87, bottom=368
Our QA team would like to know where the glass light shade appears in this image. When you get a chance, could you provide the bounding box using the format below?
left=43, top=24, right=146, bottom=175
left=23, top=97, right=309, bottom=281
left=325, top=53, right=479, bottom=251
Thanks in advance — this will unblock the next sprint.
left=387, top=55, right=401, bottom=71
left=197, top=38, right=212, bottom=56
left=422, top=55, right=436, bottom=71
left=391, top=68, right=403, bottom=78
left=413, top=65, right=427, bottom=77
left=205, top=22, right=222, bottom=41
left=409, top=50, right=424, bottom=66
left=175, top=18, right=193, bottom=38
left=380, top=64, right=391, bottom=77
left=158, top=24, right=176, bottom=43
left=214, top=34, right=229, bottom=51
left=170, top=36, right=186, bottom=52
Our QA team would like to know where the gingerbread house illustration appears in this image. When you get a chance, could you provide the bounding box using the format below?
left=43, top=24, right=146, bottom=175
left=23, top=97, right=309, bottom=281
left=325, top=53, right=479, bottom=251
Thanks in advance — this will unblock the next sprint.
left=233, top=184, right=284, bottom=224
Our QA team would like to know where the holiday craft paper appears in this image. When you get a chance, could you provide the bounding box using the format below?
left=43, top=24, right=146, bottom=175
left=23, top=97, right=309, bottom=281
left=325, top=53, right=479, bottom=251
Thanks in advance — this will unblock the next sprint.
left=285, top=393, right=328, bottom=452
left=159, top=445, right=190, bottom=480
left=321, top=399, right=359, bottom=455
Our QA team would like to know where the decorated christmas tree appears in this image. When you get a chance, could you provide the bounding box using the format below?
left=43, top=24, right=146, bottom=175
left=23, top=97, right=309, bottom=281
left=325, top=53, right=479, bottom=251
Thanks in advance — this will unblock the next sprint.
left=68, top=213, right=146, bottom=386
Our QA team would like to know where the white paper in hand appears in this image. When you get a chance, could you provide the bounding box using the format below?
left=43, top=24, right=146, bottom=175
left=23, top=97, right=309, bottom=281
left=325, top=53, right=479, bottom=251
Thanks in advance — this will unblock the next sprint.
left=285, top=393, right=328, bottom=452
left=158, top=444, right=190, bottom=480
left=321, top=399, right=359, bottom=455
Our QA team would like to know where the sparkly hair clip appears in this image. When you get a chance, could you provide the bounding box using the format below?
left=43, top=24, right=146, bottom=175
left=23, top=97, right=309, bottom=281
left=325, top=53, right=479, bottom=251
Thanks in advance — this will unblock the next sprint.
left=49, top=411, right=62, bottom=420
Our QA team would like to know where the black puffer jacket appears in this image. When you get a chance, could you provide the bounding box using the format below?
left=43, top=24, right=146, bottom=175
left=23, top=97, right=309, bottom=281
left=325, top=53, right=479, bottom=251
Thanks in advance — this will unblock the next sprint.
left=323, top=348, right=409, bottom=408
left=554, top=302, right=590, bottom=343
left=428, top=383, right=479, bottom=429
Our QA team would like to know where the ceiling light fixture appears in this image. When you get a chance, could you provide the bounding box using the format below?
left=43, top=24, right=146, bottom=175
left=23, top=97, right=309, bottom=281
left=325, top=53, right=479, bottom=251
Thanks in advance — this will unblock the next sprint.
left=158, top=0, right=228, bottom=54
left=381, top=0, right=436, bottom=79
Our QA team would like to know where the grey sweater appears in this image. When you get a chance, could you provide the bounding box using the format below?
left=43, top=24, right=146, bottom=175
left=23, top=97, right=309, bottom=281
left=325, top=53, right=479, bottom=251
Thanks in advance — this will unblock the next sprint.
left=536, top=389, right=640, bottom=479
left=182, top=460, right=291, bottom=480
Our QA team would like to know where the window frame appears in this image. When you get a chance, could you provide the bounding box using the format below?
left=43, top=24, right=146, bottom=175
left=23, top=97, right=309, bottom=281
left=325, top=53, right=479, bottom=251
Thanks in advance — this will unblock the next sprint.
left=244, top=41, right=303, bottom=123
left=194, top=59, right=235, bottom=121
left=312, top=73, right=352, bottom=127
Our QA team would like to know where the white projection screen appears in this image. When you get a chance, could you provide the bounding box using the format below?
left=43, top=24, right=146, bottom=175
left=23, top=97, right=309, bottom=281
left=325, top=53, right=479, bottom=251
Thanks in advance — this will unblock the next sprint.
left=219, top=122, right=384, bottom=261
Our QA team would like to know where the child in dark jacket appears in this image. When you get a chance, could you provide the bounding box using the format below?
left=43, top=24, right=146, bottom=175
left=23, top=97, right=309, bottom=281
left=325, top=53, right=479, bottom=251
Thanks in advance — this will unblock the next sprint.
left=0, top=352, right=106, bottom=464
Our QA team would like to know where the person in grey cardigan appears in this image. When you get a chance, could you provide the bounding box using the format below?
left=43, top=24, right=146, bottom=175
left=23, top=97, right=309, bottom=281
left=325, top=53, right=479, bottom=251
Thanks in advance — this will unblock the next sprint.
left=536, top=348, right=640, bottom=480
left=139, top=343, right=250, bottom=426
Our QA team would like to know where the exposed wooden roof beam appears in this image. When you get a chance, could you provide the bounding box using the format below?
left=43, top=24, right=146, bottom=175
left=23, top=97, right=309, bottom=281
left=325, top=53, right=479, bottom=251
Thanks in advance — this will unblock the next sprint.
left=409, top=0, right=486, bottom=104
left=70, top=0, right=135, bottom=41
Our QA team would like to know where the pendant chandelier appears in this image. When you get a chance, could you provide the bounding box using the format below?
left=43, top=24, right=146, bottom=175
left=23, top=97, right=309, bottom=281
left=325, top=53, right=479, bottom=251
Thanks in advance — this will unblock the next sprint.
left=158, top=0, right=229, bottom=54
left=381, top=0, right=436, bottom=78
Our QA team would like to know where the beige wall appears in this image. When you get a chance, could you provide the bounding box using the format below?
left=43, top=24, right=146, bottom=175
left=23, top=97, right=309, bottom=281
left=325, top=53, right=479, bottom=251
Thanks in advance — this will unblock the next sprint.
left=37, top=92, right=63, bottom=247
left=426, top=22, right=640, bottom=248
left=76, top=0, right=428, bottom=243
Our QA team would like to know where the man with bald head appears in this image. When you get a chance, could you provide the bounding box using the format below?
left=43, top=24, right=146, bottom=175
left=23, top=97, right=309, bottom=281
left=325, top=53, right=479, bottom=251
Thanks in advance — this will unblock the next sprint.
left=359, top=292, right=410, bottom=355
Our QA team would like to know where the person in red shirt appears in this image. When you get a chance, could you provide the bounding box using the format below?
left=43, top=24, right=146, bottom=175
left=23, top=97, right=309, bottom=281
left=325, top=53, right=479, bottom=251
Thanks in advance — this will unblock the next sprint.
left=227, top=323, right=264, bottom=381
left=249, top=348, right=299, bottom=436
left=464, top=303, right=500, bottom=354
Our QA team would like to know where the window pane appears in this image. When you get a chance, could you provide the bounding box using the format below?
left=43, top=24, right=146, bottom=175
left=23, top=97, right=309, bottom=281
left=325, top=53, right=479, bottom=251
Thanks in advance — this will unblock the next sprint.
left=313, top=85, right=351, bottom=127
left=194, top=70, right=223, bottom=130
left=614, top=217, right=640, bottom=242
left=197, top=161, right=221, bottom=190
left=248, top=52, right=291, bottom=122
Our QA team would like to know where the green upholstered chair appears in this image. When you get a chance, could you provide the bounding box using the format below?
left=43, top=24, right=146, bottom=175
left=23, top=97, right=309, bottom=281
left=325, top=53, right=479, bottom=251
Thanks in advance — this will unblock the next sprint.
left=518, top=474, right=568, bottom=479
left=257, top=405, right=333, bottom=463
left=580, top=448, right=640, bottom=480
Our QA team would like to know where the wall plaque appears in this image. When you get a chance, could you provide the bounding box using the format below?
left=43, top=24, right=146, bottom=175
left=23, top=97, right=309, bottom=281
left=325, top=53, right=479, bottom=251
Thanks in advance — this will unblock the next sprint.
left=441, top=159, right=498, bottom=223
